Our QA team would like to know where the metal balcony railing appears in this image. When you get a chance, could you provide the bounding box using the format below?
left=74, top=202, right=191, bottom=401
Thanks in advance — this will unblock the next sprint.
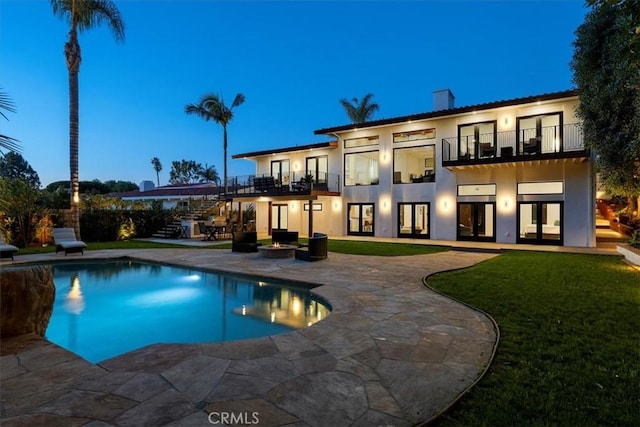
left=222, top=171, right=341, bottom=197
left=442, top=123, right=585, bottom=164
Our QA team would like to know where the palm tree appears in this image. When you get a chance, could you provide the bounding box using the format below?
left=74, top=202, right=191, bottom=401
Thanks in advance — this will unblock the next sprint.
left=199, top=164, right=219, bottom=184
left=151, top=157, right=162, bottom=187
left=0, top=89, right=20, bottom=155
left=51, top=0, right=125, bottom=239
left=185, top=93, right=245, bottom=193
left=339, top=93, right=379, bottom=124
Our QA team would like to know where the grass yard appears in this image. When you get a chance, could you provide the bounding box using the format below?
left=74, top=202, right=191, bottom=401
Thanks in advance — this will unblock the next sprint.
left=15, top=238, right=449, bottom=257
left=428, top=251, right=639, bottom=427
left=16, top=239, right=199, bottom=254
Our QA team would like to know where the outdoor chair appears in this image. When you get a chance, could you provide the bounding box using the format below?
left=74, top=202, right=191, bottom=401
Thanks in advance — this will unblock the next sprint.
left=232, top=231, right=261, bottom=253
left=295, top=232, right=327, bottom=261
left=53, top=227, right=87, bottom=255
left=524, top=137, right=541, bottom=155
left=198, top=221, right=215, bottom=241
left=0, top=236, right=18, bottom=260
left=272, top=230, right=299, bottom=246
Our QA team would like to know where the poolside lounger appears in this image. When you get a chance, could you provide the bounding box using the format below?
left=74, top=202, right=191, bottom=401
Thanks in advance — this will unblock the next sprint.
left=0, top=236, right=18, bottom=260
left=53, top=228, right=87, bottom=255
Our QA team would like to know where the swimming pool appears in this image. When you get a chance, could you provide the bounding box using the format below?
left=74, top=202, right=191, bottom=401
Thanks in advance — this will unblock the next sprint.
left=41, top=260, right=330, bottom=363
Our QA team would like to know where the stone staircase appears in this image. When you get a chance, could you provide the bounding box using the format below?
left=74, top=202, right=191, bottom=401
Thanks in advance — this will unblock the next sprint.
left=595, top=209, right=627, bottom=244
left=151, top=200, right=219, bottom=239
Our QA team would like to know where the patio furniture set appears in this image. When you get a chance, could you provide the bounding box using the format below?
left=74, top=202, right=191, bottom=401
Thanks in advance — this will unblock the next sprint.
left=232, top=230, right=328, bottom=261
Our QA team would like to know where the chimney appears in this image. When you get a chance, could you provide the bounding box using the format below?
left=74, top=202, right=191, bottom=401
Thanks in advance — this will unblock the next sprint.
left=140, top=180, right=155, bottom=192
left=433, top=89, right=455, bottom=111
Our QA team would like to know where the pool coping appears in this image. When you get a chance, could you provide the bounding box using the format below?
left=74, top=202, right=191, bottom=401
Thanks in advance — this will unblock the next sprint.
left=1, top=248, right=498, bottom=426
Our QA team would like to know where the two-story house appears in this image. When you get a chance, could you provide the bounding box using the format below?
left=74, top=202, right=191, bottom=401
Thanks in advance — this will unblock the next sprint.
left=230, top=89, right=594, bottom=247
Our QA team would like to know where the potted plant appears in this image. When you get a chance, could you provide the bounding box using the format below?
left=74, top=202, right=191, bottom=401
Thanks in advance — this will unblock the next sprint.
left=303, top=174, right=314, bottom=189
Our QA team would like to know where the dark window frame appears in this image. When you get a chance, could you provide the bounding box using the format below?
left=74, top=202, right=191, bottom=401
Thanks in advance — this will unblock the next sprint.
left=347, top=202, right=375, bottom=236
left=516, top=201, right=564, bottom=245
left=456, top=202, right=497, bottom=242
left=343, top=150, right=380, bottom=186
left=397, top=202, right=431, bottom=239
left=393, top=145, right=436, bottom=184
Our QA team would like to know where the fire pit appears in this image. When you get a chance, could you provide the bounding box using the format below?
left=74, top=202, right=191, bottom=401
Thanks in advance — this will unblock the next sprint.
left=257, top=242, right=297, bottom=259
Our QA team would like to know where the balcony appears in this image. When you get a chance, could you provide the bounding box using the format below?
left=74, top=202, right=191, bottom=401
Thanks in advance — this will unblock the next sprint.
left=223, top=171, right=341, bottom=199
left=442, top=123, right=588, bottom=167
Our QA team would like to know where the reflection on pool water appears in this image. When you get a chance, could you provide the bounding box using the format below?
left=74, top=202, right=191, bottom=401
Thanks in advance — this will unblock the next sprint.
left=43, top=260, right=330, bottom=363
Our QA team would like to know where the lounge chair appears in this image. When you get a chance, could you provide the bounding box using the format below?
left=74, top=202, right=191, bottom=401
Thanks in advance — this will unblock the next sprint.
left=53, top=228, right=87, bottom=255
left=295, top=232, right=328, bottom=261
left=0, top=236, right=18, bottom=260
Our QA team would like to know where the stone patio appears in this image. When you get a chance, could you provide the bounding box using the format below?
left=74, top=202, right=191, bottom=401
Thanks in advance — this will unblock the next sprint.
left=1, top=248, right=498, bottom=426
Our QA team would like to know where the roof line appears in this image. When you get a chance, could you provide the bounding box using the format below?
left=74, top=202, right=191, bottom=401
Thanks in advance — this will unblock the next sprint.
left=314, top=89, right=577, bottom=135
left=232, top=140, right=338, bottom=159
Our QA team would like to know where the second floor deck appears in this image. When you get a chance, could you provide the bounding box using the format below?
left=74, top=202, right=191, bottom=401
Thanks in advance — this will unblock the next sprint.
left=225, top=171, right=341, bottom=199
left=442, top=123, right=588, bottom=167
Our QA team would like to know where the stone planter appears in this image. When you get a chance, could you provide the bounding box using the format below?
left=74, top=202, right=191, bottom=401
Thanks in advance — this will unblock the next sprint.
left=617, top=243, right=640, bottom=266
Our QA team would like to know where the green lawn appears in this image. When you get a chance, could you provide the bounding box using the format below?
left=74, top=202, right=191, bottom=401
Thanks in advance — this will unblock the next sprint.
left=16, top=238, right=449, bottom=257
left=428, top=251, right=639, bottom=427
left=17, top=239, right=201, bottom=254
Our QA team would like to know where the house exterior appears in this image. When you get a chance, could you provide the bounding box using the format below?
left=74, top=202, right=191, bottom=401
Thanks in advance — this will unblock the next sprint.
left=231, top=89, right=595, bottom=247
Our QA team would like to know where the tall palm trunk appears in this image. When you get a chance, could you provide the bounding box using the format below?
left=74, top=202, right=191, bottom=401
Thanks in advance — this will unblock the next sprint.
left=65, top=28, right=81, bottom=239
left=223, top=125, right=228, bottom=194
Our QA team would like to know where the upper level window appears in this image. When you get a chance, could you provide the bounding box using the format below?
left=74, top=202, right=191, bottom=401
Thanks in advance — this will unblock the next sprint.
left=271, top=159, right=290, bottom=186
left=517, top=112, right=562, bottom=155
left=345, top=151, right=379, bottom=186
left=458, top=121, right=496, bottom=159
left=306, top=155, right=328, bottom=183
left=393, top=145, right=435, bottom=183
left=344, top=135, right=379, bottom=149
left=393, top=128, right=435, bottom=143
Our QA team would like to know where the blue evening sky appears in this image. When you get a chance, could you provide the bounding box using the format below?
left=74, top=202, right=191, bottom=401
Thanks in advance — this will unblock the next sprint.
left=2, top=0, right=588, bottom=188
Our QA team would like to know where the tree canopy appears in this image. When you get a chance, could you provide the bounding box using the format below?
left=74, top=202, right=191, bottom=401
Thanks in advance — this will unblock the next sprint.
left=571, top=1, right=640, bottom=203
left=339, top=93, right=379, bottom=124
left=185, top=92, right=245, bottom=193
left=0, top=152, right=40, bottom=188
left=169, top=160, right=219, bottom=184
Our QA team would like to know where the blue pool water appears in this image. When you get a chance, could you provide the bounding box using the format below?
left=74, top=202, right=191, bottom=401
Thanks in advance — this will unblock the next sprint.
left=41, top=260, right=330, bottom=363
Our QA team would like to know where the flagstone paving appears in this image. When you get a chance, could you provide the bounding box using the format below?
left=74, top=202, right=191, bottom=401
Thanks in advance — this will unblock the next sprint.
left=1, top=248, right=497, bottom=426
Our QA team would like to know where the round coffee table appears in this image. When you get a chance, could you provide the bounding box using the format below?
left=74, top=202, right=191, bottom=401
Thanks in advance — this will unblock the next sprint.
left=257, top=244, right=297, bottom=259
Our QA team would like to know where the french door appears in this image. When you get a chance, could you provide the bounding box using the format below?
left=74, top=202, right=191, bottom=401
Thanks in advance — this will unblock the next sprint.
left=347, top=203, right=374, bottom=236
left=270, top=204, right=288, bottom=232
left=398, top=202, right=430, bottom=239
left=457, top=202, right=496, bottom=242
left=517, top=202, right=563, bottom=245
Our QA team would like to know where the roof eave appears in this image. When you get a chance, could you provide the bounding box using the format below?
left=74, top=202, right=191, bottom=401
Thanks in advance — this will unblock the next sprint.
left=314, top=89, right=578, bottom=135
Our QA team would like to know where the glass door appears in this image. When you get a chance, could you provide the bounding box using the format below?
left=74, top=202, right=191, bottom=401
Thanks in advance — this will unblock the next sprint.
left=518, top=202, right=563, bottom=245
left=270, top=160, right=290, bottom=188
left=347, top=203, right=374, bottom=236
left=306, top=155, right=328, bottom=187
left=271, top=204, right=288, bottom=231
left=398, top=203, right=430, bottom=238
left=457, top=202, right=495, bottom=242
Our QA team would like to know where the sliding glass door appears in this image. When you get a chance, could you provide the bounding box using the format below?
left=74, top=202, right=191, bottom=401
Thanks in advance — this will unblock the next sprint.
left=457, top=202, right=496, bottom=242
left=398, top=203, right=430, bottom=238
left=348, top=203, right=374, bottom=236
left=518, top=202, right=563, bottom=245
